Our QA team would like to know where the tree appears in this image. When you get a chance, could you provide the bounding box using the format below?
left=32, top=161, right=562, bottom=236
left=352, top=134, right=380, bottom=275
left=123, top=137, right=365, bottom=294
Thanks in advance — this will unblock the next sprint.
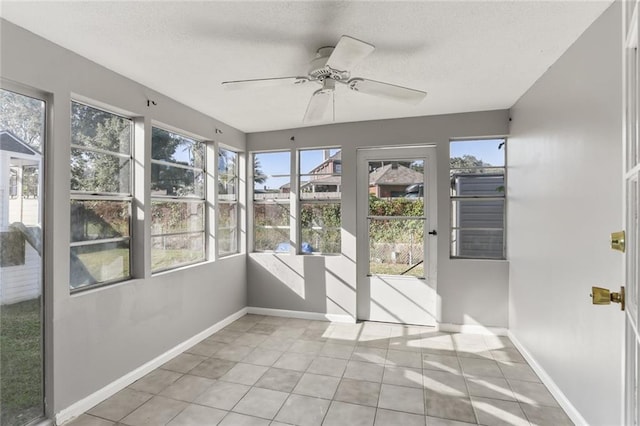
left=0, top=89, right=44, bottom=149
left=253, top=157, right=266, bottom=184
left=449, top=154, right=491, bottom=171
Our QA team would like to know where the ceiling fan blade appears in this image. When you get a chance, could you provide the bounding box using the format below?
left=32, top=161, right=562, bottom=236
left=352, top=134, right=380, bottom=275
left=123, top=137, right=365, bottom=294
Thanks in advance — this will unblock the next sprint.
left=326, top=35, right=375, bottom=72
left=222, top=76, right=309, bottom=90
left=303, top=87, right=334, bottom=123
left=348, top=78, right=426, bottom=105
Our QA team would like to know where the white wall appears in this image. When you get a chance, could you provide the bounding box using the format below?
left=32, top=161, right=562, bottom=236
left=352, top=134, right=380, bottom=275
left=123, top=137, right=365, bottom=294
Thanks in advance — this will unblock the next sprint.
left=1, top=19, right=247, bottom=415
left=247, top=110, right=510, bottom=328
left=508, top=3, right=623, bottom=425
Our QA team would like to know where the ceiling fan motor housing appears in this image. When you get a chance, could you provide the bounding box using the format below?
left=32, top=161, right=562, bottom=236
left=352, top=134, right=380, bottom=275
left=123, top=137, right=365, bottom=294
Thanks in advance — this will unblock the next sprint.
left=308, top=46, right=349, bottom=82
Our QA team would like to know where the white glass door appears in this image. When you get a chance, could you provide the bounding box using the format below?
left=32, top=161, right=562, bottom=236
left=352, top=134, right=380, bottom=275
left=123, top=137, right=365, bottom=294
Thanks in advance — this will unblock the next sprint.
left=0, top=86, right=46, bottom=425
left=356, top=146, right=437, bottom=326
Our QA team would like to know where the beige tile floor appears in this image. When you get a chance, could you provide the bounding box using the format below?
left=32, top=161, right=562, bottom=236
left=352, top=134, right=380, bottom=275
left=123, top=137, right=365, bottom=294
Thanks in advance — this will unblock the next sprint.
left=67, top=314, right=573, bottom=426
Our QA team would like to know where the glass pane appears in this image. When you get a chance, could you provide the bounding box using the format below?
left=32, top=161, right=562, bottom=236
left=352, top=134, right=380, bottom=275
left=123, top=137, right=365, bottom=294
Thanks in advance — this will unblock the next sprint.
left=451, top=229, right=504, bottom=259
left=218, top=148, right=238, bottom=199
left=450, top=171, right=505, bottom=196
left=450, top=139, right=505, bottom=168
left=218, top=148, right=238, bottom=176
left=301, top=175, right=341, bottom=200
left=451, top=199, right=505, bottom=229
left=368, top=218, right=424, bottom=277
left=71, top=102, right=131, bottom=154
left=254, top=201, right=290, bottom=251
left=151, top=163, right=204, bottom=198
left=299, top=148, right=341, bottom=174
left=218, top=228, right=238, bottom=256
left=301, top=203, right=341, bottom=254
left=151, top=201, right=204, bottom=235
left=70, top=240, right=130, bottom=289
left=254, top=227, right=291, bottom=252
left=218, top=176, right=237, bottom=199
left=1, top=89, right=45, bottom=426
left=369, top=196, right=424, bottom=217
left=253, top=152, right=290, bottom=196
left=218, top=203, right=237, bottom=229
left=71, top=148, right=131, bottom=194
left=152, top=127, right=204, bottom=169
left=70, top=200, right=130, bottom=242
left=367, top=160, right=424, bottom=200
left=151, top=233, right=205, bottom=272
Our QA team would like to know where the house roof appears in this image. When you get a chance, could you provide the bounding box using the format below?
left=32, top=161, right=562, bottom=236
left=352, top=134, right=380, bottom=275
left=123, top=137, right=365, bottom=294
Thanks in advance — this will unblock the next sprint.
left=0, top=130, right=40, bottom=156
left=369, top=163, right=422, bottom=186
left=301, top=174, right=342, bottom=187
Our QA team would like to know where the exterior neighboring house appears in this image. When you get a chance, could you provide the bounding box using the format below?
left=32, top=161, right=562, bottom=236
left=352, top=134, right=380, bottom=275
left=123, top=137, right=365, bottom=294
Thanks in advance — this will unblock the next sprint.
left=300, top=150, right=342, bottom=197
left=368, top=162, right=423, bottom=198
left=298, top=152, right=423, bottom=199
left=0, top=130, right=42, bottom=304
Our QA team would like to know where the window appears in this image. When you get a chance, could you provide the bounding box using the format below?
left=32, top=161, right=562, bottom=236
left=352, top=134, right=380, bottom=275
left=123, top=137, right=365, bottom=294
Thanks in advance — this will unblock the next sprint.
left=150, top=127, right=206, bottom=272
left=70, top=101, right=133, bottom=290
left=299, top=148, right=341, bottom=254
left=450, top=139, right=506, bottom=259
left=253, top=151, right=290, bottom=252
left=218, top=147, right=239, bottom=256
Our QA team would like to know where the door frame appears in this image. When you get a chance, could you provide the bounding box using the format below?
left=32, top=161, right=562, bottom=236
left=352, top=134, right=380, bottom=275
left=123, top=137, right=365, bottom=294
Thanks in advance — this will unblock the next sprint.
left=1, top=79, right=53, bottom=424
left=355, top=145, right=438, bottom=325
left=622, top=1, right=639, bottom=424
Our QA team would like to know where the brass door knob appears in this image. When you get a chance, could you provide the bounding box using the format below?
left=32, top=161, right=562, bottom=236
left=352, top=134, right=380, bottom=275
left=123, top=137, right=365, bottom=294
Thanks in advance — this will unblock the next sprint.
left=590, top=286, right=625, bottom=311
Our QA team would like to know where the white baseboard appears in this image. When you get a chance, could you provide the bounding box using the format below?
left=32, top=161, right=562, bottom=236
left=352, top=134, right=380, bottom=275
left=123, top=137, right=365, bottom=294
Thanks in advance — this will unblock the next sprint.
left=438, top=322, right=508, bottom=336
left=247, top=306, right=356, bottom=323
left=507, top=331, right=588, bottom=426
left=56, top=307, right=248, bottom=425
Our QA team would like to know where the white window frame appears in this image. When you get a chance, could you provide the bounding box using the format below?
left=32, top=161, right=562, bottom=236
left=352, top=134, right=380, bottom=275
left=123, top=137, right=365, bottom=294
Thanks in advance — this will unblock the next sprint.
left=250, top=150, right=292, bottom=253
left=449, top=138, right=507, bottom=260
left=298, top=147, right=342, bottom=255
left=150, top=126, right=206, bottom=273
left=217, top=146, right=240, bottom=257
left=69, top=100, right=133, bottom=291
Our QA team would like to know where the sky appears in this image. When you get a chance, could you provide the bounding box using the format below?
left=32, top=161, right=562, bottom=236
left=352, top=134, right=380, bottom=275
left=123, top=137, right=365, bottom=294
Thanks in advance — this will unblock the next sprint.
left=253, top=139, right=505, bottom=191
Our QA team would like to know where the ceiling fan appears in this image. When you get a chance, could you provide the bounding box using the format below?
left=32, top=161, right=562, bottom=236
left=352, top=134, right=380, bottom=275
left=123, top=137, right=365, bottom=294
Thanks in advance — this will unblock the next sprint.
left=222, top=35, right=427, bottom=123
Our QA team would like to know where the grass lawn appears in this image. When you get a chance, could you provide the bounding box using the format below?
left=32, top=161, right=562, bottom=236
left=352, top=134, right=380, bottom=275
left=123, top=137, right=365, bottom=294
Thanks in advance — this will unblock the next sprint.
left=0, top=298, right=43, bottom=426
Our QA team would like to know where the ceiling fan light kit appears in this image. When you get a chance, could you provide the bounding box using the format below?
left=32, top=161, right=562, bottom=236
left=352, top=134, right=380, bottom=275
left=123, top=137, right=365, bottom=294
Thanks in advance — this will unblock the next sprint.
left=222, top=35, right=427, bottom=123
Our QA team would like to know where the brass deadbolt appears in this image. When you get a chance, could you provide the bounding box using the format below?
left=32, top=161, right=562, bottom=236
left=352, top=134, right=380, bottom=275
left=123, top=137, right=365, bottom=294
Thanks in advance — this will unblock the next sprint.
left=590, top=286, right=625, bottom=311
left=611, top=231, right=625, bottom=253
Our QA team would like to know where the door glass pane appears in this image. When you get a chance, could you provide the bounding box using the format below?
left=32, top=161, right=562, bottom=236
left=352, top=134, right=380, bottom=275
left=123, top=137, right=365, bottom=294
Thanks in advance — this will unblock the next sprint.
left=367, top=160, right=424, bottom=211
left=0, top=88, right=45, bottom=425
left=367, top=158, right=425, bottom=276
left=369, top=218, right=424, bottom=277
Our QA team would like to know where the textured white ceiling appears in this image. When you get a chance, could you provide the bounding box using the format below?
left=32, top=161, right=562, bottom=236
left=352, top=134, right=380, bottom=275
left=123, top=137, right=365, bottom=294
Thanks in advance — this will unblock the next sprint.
left=1, top=1, right=613, bottom=133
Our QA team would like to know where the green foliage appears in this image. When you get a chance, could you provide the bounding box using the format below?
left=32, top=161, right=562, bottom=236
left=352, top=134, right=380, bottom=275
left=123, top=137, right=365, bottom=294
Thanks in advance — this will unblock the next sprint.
left=300, top=203, right=341, bottom=253
left=368, top=195, right=424, bottom=243
left=70, top=104, right=131, bottom=193
left=151, top=128, right=204, bottom=197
